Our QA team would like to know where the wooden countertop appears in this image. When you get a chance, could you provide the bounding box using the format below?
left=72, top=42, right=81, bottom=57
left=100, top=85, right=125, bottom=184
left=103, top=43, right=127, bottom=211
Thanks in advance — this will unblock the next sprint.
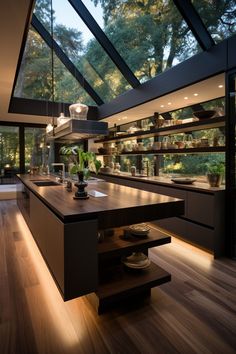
left=17, top=174, right=184, bottom=227
left=97, top=172, right=225, bottom=194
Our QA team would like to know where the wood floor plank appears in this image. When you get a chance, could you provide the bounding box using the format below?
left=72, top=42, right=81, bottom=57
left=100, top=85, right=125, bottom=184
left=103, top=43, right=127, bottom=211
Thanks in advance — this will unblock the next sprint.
left=0, top=200, right=235, bottom=354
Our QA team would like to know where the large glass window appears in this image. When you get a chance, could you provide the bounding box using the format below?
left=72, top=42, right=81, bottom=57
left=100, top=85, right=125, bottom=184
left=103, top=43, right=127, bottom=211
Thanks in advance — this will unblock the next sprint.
left=0, top=126, right=19, bottom=183
left=192, top=0, right=236, bottom=43
left=86, top=0, right=201, bottom=84
left=24, top=127, right=49, bottom=172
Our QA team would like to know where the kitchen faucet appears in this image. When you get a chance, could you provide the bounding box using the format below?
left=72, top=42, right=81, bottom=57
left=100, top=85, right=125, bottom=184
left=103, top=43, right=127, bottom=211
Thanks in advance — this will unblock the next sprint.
left=51, top=163, right=65, bottom=182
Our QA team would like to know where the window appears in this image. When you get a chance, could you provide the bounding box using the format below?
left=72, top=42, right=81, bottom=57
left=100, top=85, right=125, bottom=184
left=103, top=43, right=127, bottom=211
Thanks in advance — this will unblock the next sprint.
left=0, top=126, right=19, bottom=183
left=192, top=0, right=236, bottom=43
left=24, top=127, right=48, bottom=172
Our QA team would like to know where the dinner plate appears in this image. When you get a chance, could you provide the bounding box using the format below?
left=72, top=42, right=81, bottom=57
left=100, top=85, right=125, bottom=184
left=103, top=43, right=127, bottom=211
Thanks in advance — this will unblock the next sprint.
left=123, top=259, right=151, bottom=269
left=129, top=223, right=150, bottom=235
left=171, top=178, right=196, bottom=185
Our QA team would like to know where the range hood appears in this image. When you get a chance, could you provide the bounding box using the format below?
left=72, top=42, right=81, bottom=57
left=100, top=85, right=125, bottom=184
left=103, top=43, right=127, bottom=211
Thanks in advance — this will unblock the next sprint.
left=46, top=119, right=108, bottom=142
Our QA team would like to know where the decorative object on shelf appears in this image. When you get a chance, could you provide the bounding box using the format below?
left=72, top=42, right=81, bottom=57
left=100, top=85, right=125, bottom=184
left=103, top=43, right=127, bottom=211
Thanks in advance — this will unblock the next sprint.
left=122, top=252, right=151, bottom=269
left=171, top=177, right=196, bottom=185
left=114, top=162, right=121, bottom=174
left=181, top=117, right=199, bottom=123
left=98, top=147, right=107, bottom=154
left=46, top=123, right=53, bottom=133
left=129, top=223, right=150, bottom=236
left=193, top=110, right=216, bottom=120
left=60, top=146, right=102, bottom=199
left=206, top=161, right=225, bottom=187
left=57, top=112, right=70, bottom=126
left=154, top=112, right=165, bottom=128
left=131, top=165, right=136, bottom=176
left=69, top=103, right=89, bottom=120
left=100, top=166, right=112, bottom=173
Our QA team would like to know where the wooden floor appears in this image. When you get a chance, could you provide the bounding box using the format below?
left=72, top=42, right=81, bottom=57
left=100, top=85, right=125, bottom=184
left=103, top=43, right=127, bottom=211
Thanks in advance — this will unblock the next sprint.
left=0, top=200, right=236, bottom=354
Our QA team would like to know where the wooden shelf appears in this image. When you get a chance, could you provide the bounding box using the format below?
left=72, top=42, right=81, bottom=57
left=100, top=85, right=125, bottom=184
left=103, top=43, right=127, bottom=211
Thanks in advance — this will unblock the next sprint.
left=95, top=116, right=225, bottom=143
left=94, top=262, right=171, bottom=313
left=98, top=227, right=171, bottom=259
left=97, top=146, right=225, bottom=156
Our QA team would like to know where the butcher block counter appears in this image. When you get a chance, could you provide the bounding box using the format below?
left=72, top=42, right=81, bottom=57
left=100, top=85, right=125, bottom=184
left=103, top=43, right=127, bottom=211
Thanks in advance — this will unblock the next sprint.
left=16, top=174, right=184, bottom=313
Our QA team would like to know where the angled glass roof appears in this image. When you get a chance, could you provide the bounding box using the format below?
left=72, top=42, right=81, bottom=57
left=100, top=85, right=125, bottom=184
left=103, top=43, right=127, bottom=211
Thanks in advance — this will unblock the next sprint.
left=12, top=0, right=236, bottom=116
left=13, top=26, right=96, bottom=105
left=84, top=0, right=201, bottom=83
left=49, top=0, right=132, bottom=102
left=192, top=0, right=236, bottom=43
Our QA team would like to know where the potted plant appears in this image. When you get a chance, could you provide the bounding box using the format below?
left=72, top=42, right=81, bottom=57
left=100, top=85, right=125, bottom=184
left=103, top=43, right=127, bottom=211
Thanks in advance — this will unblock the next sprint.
left=206, top=161, right=225, bottom=187
left=60, top=146, right=102, bottom=199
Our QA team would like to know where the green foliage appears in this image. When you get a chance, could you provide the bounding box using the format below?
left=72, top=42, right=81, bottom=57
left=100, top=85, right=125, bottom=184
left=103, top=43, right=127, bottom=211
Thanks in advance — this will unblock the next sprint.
left=206, top=160, right=225, bottom=175
left=60, top=146, right=101, bottom=178
left=163, top=153, right=225, bottom=176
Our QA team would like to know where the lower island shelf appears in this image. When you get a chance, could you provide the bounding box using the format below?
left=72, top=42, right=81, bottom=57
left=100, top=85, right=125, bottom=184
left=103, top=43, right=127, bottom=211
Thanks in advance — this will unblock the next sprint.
left=91, top=225, right=171, bottom=313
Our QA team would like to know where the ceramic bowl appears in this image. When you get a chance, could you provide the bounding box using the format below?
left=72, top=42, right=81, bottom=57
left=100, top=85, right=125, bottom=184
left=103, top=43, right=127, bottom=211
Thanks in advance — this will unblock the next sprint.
left=193, top=110, right=216, bottom=119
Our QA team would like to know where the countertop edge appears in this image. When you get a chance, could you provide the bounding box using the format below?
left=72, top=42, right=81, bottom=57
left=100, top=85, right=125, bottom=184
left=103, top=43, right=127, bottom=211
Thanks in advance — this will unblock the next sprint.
left=96, top=172, right=225, bottom=194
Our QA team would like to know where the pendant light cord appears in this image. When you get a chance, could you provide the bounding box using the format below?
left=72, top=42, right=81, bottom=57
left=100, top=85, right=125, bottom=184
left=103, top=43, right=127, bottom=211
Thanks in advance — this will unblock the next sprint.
left=50, top=0, right=55, bottom=134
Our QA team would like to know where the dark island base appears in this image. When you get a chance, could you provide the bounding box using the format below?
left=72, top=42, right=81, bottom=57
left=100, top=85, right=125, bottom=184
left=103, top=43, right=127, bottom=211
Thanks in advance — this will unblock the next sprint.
left=88, top=262, right=171, bottom=314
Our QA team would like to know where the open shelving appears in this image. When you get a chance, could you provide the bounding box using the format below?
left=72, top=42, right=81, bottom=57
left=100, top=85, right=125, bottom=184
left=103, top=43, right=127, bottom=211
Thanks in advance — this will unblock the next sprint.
left=97, top=146, right=225, bottom=156
left=95, top=116, right=225, bottom=144
left=94, top=225, right=171, bottom=313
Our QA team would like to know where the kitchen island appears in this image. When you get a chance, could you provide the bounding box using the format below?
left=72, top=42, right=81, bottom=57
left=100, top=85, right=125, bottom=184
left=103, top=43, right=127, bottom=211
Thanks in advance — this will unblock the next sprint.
left=17, top=174, right=184, bottom=313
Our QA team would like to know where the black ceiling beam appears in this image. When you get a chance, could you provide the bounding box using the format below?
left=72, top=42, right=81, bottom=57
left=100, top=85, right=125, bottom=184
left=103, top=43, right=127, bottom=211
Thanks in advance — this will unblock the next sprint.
left=173, top=0, right=215, bottom=51
left=68, top=0, right=140, bottom=89
left=31, top=14, right=104, bottom=106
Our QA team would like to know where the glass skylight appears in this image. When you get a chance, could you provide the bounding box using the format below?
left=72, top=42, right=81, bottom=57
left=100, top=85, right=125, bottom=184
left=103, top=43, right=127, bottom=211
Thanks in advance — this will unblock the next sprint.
left=13, top=27, right=96, bottom=105
left=85, top=0, right=202, bottom=84
left=192, top=0, right=236, bottom=43
left=51, top=0, right=132, bottom=102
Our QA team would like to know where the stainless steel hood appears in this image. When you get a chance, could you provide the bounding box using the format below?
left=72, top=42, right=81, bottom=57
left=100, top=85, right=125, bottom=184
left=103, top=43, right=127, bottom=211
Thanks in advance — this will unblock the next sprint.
left=46, top=119, right=108, bottom=142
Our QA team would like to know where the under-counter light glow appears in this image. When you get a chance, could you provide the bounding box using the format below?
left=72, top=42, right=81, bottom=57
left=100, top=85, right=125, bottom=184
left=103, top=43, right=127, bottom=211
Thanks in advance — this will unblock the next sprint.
left=160, top=105, right=164, bottom=108
left=150, top=224, right=213, bottom=270
left=168, top=102, right=172, bottom=105
left=218, top=84, right=224, bottom=88
left=15, top=211, right=80, bottom=348
left=193, top=93, right=199, bottom=96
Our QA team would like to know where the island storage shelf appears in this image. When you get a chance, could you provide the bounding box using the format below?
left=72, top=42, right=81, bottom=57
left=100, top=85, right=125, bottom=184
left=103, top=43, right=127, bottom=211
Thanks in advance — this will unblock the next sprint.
left=94, top=225, right=171, bottom=312
left=93, top=262, right=171, bottom=314
left=98, top=226, right=171, bottom=259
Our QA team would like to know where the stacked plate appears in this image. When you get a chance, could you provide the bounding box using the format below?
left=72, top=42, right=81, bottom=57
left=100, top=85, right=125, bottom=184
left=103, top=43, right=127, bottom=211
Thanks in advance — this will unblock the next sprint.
left=129, top=223, right=150, bottom=237
left=122, top=252, right=150, bottom=269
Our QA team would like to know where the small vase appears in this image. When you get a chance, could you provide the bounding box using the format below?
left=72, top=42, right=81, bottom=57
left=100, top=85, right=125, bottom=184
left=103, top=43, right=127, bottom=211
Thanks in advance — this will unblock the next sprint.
left=74, top=171, right=89, bottom=199
left=207, top=173, right=222, bottom=187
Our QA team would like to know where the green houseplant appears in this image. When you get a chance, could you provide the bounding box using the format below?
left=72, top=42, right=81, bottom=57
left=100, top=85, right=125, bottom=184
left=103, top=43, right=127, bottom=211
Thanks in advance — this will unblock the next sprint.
left=206, top=161, right=225, bottom=187
left=60, top=146, right=102, bottom=199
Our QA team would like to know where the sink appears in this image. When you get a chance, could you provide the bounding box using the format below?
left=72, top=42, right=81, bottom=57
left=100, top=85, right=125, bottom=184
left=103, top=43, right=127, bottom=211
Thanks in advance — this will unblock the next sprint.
left=32, top=180, right=61, bottom=186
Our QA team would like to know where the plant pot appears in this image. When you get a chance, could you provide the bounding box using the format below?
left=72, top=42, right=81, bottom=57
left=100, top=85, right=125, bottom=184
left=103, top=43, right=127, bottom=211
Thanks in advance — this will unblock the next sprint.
left=207, top=173, right=222, bottom=187
left=74, top=171, right=89, bottom=199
